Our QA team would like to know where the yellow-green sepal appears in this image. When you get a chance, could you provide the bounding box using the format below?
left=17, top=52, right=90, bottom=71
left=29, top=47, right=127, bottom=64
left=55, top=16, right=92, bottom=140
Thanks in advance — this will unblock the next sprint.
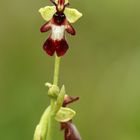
left=55, top=107, right=76, bottom=122
left=52, top=85, right=65, bottom=115
left=39, top=6, right=56, bottom=21
left=64, top=7, right=82, bottom=23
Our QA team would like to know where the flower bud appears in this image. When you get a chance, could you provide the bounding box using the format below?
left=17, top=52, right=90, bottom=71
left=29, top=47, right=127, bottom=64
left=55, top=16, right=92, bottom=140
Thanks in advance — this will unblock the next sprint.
left=48, top=85, right=60, bottom=98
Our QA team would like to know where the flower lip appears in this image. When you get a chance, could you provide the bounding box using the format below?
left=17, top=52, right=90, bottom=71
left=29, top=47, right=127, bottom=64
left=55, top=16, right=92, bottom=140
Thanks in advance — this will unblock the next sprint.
left=61, top=121, right=82, bottom=140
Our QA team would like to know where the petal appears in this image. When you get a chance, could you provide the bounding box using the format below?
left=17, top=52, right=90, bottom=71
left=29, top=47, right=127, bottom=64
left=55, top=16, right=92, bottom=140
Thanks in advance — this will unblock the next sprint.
left=43, top=38, right=55, bottom=56
left=55, top=39, right=69, bottom=56
left=65, top=23, right=76, bottom=35
left=55, top=0, right=69, bottom=5
left=63, top=96, right=79, bottom=107
left=40, top=22, right=51, bottom=32
left=39, top=6, right=56, bottom=21
left=64, top=7, right=82, bottom=23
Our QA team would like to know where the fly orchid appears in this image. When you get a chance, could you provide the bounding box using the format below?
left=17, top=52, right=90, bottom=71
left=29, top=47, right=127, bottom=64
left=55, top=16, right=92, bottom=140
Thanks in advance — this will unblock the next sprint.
left=61, top=95, right=81, bottom=140
left=39, top=0, right=82, bottom=56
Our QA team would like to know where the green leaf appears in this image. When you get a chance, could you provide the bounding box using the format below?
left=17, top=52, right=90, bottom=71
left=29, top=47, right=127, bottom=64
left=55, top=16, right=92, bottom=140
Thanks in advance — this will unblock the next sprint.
left=64, top=7, right=82, bottom=23
left=39, top=6, right=56, bottom=21
left=55, top=107, right=76, bottom=122
left=33, top=106, right=51, bottom=140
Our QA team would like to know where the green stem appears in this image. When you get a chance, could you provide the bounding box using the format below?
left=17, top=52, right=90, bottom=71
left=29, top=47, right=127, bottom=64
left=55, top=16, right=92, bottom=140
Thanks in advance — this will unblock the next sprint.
left=53, top=55, right=61, bottom=86
left=47, top=54, right=61, bottom=140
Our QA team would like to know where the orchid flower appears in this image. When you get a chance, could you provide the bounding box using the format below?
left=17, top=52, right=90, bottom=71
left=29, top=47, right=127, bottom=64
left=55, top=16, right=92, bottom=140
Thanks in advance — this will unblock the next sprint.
left=61, top=95, right=81, bottom=140
left=39, top=0, right=82, bottom=56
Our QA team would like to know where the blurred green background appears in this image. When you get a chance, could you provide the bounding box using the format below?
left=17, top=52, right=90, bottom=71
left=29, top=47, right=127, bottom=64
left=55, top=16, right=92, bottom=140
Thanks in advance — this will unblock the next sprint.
left=0, top=0, right=140, bottom=140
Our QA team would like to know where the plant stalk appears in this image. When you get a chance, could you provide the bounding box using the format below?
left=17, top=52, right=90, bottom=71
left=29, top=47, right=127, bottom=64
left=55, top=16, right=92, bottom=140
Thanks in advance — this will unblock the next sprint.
left=53, top=55, right=61, bottom=86
left=47, top=54, right=61, bottom=140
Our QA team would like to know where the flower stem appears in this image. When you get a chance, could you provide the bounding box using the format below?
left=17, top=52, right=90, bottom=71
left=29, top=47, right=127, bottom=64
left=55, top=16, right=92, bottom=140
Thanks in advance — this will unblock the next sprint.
left=53, top=54, right=61, bottom=86
left=47, top=54, right=61, bottom=140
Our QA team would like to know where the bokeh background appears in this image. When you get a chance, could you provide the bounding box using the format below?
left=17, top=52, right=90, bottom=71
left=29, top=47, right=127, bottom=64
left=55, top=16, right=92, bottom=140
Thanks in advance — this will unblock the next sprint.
left=0, top=0, right=140, bottom=140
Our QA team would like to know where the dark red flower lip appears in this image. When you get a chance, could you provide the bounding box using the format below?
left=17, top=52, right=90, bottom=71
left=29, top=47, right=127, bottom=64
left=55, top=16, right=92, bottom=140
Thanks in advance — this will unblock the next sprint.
left=43, top=37, right=69, bottom=57
left=61, top=121, right=81, bottom=140
left=40, top=18, right=76, bottom=56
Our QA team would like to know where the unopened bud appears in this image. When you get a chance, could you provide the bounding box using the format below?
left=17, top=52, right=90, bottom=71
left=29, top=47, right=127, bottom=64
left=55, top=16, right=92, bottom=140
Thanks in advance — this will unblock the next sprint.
left=48, top=85, right=60, bottom=98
